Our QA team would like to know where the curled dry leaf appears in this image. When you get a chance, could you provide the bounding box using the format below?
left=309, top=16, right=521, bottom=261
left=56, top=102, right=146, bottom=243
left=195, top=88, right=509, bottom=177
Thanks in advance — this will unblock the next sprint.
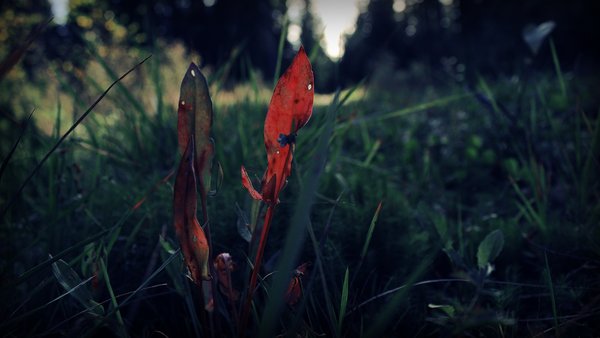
left=240, top=166, right=263, bottom=200
left=241, top=46, right=314, bottom=204
left=173, top=137, right=210, bottom=284
left=214, top=253, right=239, bottom=301
left=178, top=62, right=214, bottom=221
left=285, top=262, right=310, bottom=306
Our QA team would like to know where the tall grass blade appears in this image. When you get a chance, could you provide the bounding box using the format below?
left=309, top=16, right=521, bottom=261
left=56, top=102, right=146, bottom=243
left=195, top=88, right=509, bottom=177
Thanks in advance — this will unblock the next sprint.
left=0, top=18, right=50, bottom=80
left=364, top=256, right=431, bottom=338
left=51, top=258, right=104, bottom=316
left=362, top=139, right=381, bottom=166
left=273, top=15, right=289, bottom=88
left=348, top=278, right=470, bottom=315
left=360, top=201, right=383, bottom=258
left=0, top=275, right=96, bottom=329
left=117, top=248, right=180, bottom=309
left=150, top=55, right=164, bottom=122
left=99, top=257, right=128, bottom=337
left=0, top=55, right=151, bottom=218
left=544, top=252, right=560, bottom=337
left=305, top=220, right=338, bottom=336
left=258, top=93, right=337, bottom=338
left=336, top=93, right=468, bottom=130
left=350, top=201, right=383, bottom=288
left=549, top=39, right=567, bottom=99
left=582, top=110, right=600, bottom=211
left=284, top=192, right=342, bottom=337
left=338, top=267, right=350, bottom=333
left=509, top=176, right=546, bottom=234
left=82, top=37, right=148, bottom=117
left=86, top=250, right=181, bottom=337
left=0, top=109, right=34, bottom=182
left=209, top=42, right=246, bottom=93
left=41, top=284, right=168, bottom=335
left=7, top=208, right=134, bottom=287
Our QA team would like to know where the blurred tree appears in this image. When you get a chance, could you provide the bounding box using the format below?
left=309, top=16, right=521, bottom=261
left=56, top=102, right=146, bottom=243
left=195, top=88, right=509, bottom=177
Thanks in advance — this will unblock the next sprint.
left=340, top=0, right=600, bottom=84
left=105, top=0, right=288, bottom=81
left=299, top=0, right=337, bottom=92
left=2, top=0, right=599, bottom=93
left=299, top=0, right=318, bottom=54
left=340, top=0, right=397, bottom=84
left=1, top=0, right=292, bottom=87
left=457, top=0, right=600, bottom=73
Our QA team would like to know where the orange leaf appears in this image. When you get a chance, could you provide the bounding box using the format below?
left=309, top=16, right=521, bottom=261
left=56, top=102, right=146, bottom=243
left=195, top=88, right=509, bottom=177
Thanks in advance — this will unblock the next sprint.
left=241, top=166, right=263, bottom=200
left=240, top=46, right=314, bottom=204
left=284, top=262, right=310, bottom=306
left=214, top=253, right=239, bottom=301
left=177, top=63, right=215, bottom=209
left=173, top=137, right=210, bottom=284
left=261, top=46, right=314, bottom=203
left=264, top=46, right=314, bottom=149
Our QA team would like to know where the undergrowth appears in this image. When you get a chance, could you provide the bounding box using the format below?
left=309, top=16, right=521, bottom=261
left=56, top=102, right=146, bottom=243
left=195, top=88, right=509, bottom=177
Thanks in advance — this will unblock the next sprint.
left=1, top=34, right=599, bottom=337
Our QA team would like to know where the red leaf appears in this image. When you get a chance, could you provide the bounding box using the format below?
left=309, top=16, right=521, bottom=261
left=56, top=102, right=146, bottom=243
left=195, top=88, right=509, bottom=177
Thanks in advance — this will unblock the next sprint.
left=240, top=47, right=314, bottom=204
left=173, top=137, right=210, bottom=284
left=261, top=46, right=314, bottom=203
left=264, top=46, right=314, bottom=147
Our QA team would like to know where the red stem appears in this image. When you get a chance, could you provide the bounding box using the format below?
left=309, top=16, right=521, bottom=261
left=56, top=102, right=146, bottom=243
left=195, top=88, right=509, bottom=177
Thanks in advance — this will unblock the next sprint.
left=239, top=142, right=294, bottom=336
left=238, top=203, right=276, bottom=336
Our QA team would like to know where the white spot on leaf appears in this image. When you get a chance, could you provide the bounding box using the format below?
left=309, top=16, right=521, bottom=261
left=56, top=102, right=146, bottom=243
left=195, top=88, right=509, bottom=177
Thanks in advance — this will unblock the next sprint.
left=307, top=83, right=312, bottom=90
left=181, top=100, right=186, bottom=105
left=191, top=69, right=196, bottom=77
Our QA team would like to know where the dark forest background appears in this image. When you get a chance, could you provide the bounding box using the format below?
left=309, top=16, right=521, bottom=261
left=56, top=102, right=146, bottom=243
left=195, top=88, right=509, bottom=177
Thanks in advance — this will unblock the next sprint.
left=2, top=0, right=600, bottom=92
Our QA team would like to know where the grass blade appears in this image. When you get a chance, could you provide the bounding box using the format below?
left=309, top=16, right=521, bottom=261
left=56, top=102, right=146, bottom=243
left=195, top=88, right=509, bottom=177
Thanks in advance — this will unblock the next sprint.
left=349, top=201, right=383, bottom=289
left=0, top=275, right=96, bottom=329
left=335, top=93, right=468, bottom=130
left=0, top=18, right=50, bottom=80
left=99, top=257, right=128, bottom=337
left=258, top=92, right=338, bottom=338
left=549, top=38, right=567, bottom=99
left=0, top=55, right=151, bottom=219
left=6, top=208, right=134, bottom=288
left=86, top=250, right=181, bottom=337
left=51, top=258, right=103, bottom=316
left=338, top=267, right=349, bottom=332
left=360, top=201, right=383, bottom=258
left=273, top=15, right=289, bottom=88
left=364, top=256, right=431, bottom=337
left=544, top=252, right=560, bottom=337
left=0, top=109, right=34, bottom=182
left=582, top=109, right=600, bottom=209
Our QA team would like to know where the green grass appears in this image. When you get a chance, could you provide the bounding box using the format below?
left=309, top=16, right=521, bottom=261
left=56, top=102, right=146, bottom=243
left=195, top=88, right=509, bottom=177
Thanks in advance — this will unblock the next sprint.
left=1, top=37, right=599, bottom=337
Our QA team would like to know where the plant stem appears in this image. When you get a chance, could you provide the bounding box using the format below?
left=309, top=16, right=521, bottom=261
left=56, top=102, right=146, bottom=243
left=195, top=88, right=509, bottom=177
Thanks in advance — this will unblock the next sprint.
left=198, top=194, right=217, bottom=338
left=239, top=203, right=276, bottom=336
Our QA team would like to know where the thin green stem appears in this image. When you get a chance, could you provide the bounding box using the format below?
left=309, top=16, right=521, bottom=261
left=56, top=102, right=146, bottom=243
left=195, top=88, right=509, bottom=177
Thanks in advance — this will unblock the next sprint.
left=99, top=258, right=128, bottom=337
